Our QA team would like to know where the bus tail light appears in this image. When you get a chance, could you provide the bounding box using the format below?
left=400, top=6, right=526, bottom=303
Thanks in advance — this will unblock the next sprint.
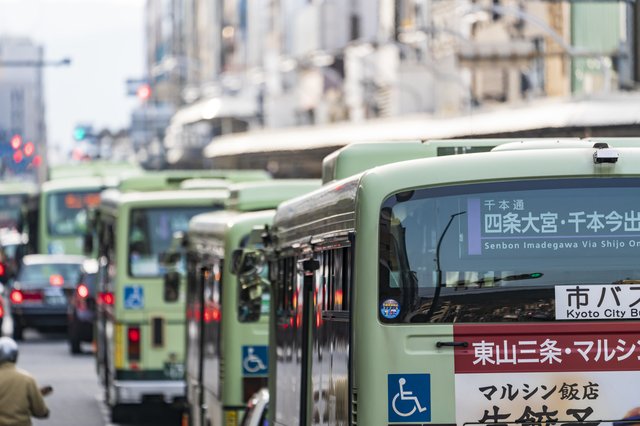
left=0, top=263, right=6, bottom=277
left=10, top=289, right=23, bottom=304
left=127, top=326, right=141, bottom=361
left=98, top=292, right=114, bottom=305
left=77, top=284, right=89, bottom=299
left=0, top=302, right=4, bottom=318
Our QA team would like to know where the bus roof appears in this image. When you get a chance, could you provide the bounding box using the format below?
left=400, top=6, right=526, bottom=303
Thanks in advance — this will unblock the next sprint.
left=117, top=169, right=271, bottom=192
left=321, top=139, right=521, bottom=184
left=48, top=161, right=142, bottom=180
left=40, top=176, right=115, bottom=193
left=179, top=178, right=230, bottom=190
left=100, top=188, right=230, bottom=209
left=273, top=138, right=640, bottom=247
left=188, top=209, right=275, bottom=243
left=0, top=181, right=39, bottom=196
left=225, top=179, right=321, bottom=211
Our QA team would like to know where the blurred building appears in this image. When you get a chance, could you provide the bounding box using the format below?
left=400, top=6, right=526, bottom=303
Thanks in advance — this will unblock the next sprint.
left=0, top=36, right=46, bottom=181
left=141, top=0, right=640, bottom=169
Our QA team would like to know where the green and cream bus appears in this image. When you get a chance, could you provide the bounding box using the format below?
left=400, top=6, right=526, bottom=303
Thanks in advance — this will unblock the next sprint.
left=265, top=138, right=640, bottom=425
left=94, top=186, right=230, bottom=423
left=184, top=180, right=320, bottom=426
left=38, top=162, right=144, bottom=255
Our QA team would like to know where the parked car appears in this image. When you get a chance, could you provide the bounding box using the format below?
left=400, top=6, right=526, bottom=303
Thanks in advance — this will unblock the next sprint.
left=240, top=388, right=269, bottom=426
left=9, top=254, right=85, bottom=340
left=67, top=258, right=98, bottom=354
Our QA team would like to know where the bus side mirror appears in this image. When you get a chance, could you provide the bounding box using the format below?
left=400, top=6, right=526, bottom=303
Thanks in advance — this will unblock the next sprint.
left=238, top=273, right=268, bottom=323
left=163, top=271, right=181, bottom=302
left=239, top=252, right=265, bottom=275
left=230, top=249, right=243, bottom=274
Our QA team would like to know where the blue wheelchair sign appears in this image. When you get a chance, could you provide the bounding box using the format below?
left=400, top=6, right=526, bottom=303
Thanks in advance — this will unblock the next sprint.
left=124, top=285, right=144, bottom=309
left=388, top=373, right=431, bottom=423
left=242, top=345, right=268, bottom=376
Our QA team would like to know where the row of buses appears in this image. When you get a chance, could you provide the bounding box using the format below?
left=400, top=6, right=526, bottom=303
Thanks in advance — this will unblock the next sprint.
left=9, top=133, right=640, bottom=425
left=81, top=135, right=640, bottom=426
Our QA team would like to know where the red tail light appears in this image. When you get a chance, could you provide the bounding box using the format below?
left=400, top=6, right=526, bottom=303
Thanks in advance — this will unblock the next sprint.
left=10, top=289, right=23, bottom=304
left=0, top=263, right=6, bottom=277
left=98, top=292, right=114, bottom=305
left=77, top=284, right=89, bottom=299
left=49, top=274, right=64, bottom=286
left=0, top=303, right=4, bottom=318
left=127, top=326, right=141, bottom=361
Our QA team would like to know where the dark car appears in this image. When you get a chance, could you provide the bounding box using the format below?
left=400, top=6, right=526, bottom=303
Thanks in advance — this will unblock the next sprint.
left=67, top=258, right=98, bottom=354
left=9, top=254, right=85, bottom=340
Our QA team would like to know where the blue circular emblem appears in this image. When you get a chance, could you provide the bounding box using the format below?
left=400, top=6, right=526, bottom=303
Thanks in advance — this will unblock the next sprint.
left=380, top=299, right=400, bottom=319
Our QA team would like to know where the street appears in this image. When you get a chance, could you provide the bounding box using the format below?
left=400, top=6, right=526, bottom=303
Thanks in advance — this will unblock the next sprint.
left=2, top=318, right=181, bottom=426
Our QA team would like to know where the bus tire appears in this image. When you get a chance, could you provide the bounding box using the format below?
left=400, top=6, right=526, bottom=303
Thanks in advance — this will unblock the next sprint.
left=110, top=404, right=129, bottom=423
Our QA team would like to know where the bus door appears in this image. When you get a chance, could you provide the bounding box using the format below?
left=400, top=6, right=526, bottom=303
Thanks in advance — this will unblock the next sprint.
left=273, top=255, right=310, bottom=426
left=309, top=244, right=351, bottom=426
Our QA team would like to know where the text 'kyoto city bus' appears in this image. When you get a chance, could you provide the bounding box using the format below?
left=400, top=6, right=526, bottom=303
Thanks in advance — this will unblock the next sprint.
left=94, top=186, right=230, bottom=423
left=266, top=138, right=640, bottom=426
left=184, top=179, right=320, bottom=426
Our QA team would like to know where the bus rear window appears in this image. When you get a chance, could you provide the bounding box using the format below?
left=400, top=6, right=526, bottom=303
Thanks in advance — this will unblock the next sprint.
left=379, top=178, right=640, bottom=323
left=128, top=206, right=214, bottom=278
left=47, top=190, right=101, bottom=237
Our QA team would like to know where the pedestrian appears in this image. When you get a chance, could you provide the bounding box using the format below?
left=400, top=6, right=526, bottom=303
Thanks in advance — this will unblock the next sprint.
left=0, top=336, right=50, bottom=425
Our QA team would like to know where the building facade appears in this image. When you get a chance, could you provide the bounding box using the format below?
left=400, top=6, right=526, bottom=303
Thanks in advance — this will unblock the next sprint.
left=0, top=36, right=46, bottom=181
left=141, top=0, right=640, bottom=169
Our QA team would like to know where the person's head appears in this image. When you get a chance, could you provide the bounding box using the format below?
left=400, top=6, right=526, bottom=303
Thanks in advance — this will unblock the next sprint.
left=0, top=337, right=18, bottom=364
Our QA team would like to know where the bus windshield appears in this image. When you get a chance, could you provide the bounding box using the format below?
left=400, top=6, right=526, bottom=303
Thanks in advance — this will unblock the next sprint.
left=379, top=178, right=640, bottom=323
left=129, top=206, right=213, bottom=277
left=0, top=194, right=26, bottom=230
left=47, top=191, right=101, bottom=237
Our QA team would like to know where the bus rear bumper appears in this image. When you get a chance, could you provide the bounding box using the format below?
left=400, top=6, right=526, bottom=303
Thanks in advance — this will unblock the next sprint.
left=113, top=380, right=186, bottom=404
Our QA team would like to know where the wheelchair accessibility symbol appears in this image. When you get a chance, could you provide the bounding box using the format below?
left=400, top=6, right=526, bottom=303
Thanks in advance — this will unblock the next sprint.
left=242, top=345, right=268, bottom=376
left=388, top=374, right=431, bottom=422
left=124, top=285, right=144, bottom=310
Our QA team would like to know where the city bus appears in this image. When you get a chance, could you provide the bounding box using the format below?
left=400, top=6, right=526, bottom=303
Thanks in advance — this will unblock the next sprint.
left=0, top=181, right=38, bottom=232
left=38, top=162, right=144, bottom=255
left=184, top=180, right=320, bottom=426
left=264, top=138, right=640, bottom=425
left=38, top=177, right=111, bottom=255
left=94, top=186, right=231, bottom=423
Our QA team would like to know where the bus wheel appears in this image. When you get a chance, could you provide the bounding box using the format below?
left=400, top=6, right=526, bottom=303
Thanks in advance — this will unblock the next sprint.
left=110, top=404, right=130, bottom=423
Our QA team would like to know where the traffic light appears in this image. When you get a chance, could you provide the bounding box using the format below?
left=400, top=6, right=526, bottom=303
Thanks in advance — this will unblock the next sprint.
left=137, top=83, right=151, bottom=101
left=23, top=142, right=34, bottom=157
left=73, top=126, right=87, bottom=141
left=10, top=134, right=22, bottom=150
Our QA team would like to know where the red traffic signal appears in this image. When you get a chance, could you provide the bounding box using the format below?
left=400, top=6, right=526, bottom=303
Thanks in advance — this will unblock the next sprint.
left=10, top=135, right=22, bottom=150
left=24, top=142, right=35, bottom=157
left=136, top=83, right=151, bottom=101
left=13, top=150, right=23, bottom=164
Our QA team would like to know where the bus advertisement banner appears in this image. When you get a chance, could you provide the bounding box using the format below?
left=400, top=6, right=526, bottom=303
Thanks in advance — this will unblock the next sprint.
left=453, top=323, right=640, bottom=425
